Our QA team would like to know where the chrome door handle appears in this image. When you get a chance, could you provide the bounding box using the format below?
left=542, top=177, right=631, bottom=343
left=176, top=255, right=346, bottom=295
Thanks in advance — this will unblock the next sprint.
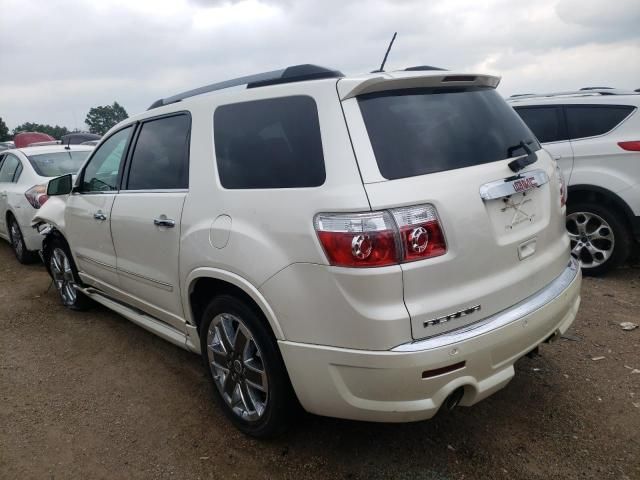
left=153, top=217, right=175, bottom=228
left=93, top=212, right=107, bottom=221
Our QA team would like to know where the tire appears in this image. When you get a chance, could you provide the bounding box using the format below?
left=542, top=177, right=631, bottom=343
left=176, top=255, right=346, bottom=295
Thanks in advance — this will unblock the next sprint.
left=200, top=294, right=295, bottom=437
left=566, top=202, right=631, bottom=276
left=45, top=237, right=92, bottom=310
left=8, top=217, right=39, bottom=264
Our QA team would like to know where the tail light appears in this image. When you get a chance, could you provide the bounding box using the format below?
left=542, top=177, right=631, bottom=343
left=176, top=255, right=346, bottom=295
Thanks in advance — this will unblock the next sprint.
left=25, top=184, right=49, bottom=209
left=556, top=165, right=567, bottom=207
left=314, top=211, right=399, bottom=267
left=314, top=204, right=446, bottom=268
left=618, top=141, right=640, bottom=151
left=391, top=204, right=446, bottom=262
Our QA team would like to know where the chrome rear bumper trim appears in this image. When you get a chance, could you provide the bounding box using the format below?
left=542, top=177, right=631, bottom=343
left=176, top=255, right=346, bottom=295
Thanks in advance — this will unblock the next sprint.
left=392, top=257, right=580, bottom=352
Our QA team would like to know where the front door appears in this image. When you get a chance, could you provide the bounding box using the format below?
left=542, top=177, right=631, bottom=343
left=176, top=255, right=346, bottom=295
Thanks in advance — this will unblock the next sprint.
left=110, top=113, right=191, bottom=330
left=65, top=126, right=134, bottom=289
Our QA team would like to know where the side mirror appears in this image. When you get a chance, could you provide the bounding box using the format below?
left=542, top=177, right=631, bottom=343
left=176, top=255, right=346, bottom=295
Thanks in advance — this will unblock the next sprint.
left=47, top=174, right=73, bottom=196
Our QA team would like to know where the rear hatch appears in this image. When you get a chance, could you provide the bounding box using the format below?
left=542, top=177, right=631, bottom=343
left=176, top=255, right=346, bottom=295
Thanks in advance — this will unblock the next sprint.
left=340, top=72, right=570, bottom=341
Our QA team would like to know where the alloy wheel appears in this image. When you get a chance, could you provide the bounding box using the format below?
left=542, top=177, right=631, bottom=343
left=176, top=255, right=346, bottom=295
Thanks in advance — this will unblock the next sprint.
left=206, top=313, right=269, bottom=421
left=50, top=248, right=78, bottom=305
left=566, top=212, right=615, bottom=268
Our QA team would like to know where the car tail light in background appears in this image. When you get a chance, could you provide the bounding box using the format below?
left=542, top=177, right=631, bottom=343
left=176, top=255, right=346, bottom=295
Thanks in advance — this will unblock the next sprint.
left=618, top=141, right=640, bottom=151
left=314, top=204, right=446, bottom=268
left=25, top=184, right=49, bottom=209
left=556, top=165, right=567, bottom=207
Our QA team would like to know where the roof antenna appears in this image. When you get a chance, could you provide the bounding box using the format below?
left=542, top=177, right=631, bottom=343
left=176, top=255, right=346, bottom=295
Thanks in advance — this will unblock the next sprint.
left=372, top=32, right=397, bottom=73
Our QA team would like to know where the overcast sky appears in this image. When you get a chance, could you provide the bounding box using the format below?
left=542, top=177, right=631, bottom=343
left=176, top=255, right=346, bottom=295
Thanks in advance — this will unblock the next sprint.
left=1, top=0, right=639, bottom=130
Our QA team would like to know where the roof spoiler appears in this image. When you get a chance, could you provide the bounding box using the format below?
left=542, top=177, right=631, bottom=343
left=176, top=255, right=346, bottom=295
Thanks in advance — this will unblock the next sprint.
left=337, top=72, right=501, bottom=100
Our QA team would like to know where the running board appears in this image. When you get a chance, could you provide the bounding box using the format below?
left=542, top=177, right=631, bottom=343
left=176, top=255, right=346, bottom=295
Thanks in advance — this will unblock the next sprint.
left=77, top=286, right=199, bottom=353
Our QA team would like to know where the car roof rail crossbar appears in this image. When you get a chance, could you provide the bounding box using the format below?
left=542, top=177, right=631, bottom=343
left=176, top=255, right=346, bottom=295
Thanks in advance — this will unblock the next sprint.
left=148, top=64, right=344, bottom=110
left=508, top=88, right=639, bottom=100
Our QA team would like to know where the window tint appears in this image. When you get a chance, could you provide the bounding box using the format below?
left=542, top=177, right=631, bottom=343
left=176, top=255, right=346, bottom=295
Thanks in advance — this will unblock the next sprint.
left=214, top=96, right=325, bottom=189
left=126, top=114, right=190, bottom=190
left=358, top=88, right=540, bottom=180
left=566, top=105, right=635, bottom=140
left=81, top=126, right=132, bottom=192
left=514, top=107, right=566, bottom=143
left=0, top=155, right=21, bottom=183
left=27, top=151, right=92, bottom=177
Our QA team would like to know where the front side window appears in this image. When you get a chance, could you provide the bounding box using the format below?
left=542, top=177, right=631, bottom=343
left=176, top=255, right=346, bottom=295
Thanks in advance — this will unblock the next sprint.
left=27, top=151, right=92, bottom=177
left=214, top=96, right=326, bottom=189
left=126, top=114, right=190, bottom=190
left=566, top=105, right=635, bottom=140
left=0, top=154, right=22, bottom=183
left=81, top=126, right=132, bottom=192
left=358, top=87, right=540, bottom=180
left=514, top=106, right=566, bottom=144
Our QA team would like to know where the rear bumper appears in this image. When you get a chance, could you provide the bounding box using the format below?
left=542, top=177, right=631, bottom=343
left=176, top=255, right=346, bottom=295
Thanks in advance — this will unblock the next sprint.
left=279, top=258, right=581, bottom=422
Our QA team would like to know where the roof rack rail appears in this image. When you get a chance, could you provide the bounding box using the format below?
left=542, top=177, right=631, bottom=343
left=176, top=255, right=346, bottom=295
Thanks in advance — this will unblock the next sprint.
left=508, top=88, right=639, bottom=100
left=148, top=64, right=344, bottom=110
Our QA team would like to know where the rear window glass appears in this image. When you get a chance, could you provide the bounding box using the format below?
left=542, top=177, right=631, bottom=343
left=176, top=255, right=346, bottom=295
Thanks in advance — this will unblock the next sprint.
left=565, top=105, right=635, bottom=140
left=358, top=87, right=540, bottom=180
left=214, top=96, right=325, bottom=189
left=27, top=151, right=91, bottom=177
left=514, top=106, right=567, bottom=143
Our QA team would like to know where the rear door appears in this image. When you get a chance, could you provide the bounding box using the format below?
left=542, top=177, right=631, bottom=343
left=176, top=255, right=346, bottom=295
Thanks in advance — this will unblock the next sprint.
left=342, top=82, right=569, bottom=341
left=513, top=105, right=575, bottom=182
left=110, top=113, right=190, bottom=330
left=0, top=154, right=22, bottom=236
left=564, top=104, right=638, bottom=187
left=65, top=126, right=134, bottom=289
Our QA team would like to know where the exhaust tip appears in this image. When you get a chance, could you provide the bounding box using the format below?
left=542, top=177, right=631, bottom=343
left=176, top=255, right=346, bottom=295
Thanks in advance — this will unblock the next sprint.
left=444, top=387, right=465, bottom=412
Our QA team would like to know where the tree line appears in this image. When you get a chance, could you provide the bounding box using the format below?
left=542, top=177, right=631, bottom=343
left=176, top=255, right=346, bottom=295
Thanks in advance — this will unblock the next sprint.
left=0, top=101, right=129, bottom=142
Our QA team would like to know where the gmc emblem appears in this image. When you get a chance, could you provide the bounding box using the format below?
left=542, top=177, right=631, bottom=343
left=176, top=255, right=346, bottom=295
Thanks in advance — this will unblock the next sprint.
left=512, top=177, right=537, bottom=193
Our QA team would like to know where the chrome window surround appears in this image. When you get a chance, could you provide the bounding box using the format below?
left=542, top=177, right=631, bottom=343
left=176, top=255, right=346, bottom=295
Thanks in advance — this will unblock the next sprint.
left=392, top=257, right=580, bottom=352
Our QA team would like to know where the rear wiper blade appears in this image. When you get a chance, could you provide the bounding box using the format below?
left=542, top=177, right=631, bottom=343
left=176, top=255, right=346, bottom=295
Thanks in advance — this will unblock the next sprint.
left=506, top=140, right=537, bottom=173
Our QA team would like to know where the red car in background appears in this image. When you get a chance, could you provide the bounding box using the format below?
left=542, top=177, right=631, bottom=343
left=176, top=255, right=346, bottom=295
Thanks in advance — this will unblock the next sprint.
left=13, top=132, right=55, bottom=148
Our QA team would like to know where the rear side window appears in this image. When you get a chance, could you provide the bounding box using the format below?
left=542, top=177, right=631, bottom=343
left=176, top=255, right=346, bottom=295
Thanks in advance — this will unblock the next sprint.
left=514, top=107, right=567, bottom=143
left=0, top=154, right=21, bottom=183
left=127, top=114, right=191, bottom=190
left=358, top=88, right=540, bottom=180
left=565, top=105, right=635, bottom=140
left=214, top=96, right=325, bottom=189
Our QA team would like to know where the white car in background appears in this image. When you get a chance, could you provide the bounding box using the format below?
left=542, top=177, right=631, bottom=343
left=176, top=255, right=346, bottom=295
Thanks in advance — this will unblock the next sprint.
left=508, top=89, right=640, bottom=275
left=0, top=145, right=94, bottom=263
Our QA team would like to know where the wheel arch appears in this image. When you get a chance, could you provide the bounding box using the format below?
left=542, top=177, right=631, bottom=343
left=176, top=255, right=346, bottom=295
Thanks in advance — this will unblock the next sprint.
left=567, top=185, right=636, bottom=235
left=185, top=268, right=286, bottom=341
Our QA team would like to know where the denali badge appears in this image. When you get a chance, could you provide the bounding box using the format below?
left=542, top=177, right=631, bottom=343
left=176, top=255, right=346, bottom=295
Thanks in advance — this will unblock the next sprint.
left=424, top=304, right=481, bottom=328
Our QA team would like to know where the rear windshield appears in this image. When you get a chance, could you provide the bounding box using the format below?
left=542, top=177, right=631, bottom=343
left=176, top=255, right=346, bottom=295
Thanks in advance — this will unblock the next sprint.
left=27, top=150, right=91, bottom=177
left=358, top=87, right=540, bottom=180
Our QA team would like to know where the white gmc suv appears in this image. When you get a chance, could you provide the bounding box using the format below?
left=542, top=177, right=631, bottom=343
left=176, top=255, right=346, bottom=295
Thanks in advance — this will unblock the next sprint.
left=33, top=65, right=581, bottom=437
left=508, top=89, right=640, bottom=275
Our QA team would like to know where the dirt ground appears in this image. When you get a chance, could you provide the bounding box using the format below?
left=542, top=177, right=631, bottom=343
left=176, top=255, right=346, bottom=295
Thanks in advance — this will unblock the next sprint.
left=0, top=241, right=638, bottom=480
